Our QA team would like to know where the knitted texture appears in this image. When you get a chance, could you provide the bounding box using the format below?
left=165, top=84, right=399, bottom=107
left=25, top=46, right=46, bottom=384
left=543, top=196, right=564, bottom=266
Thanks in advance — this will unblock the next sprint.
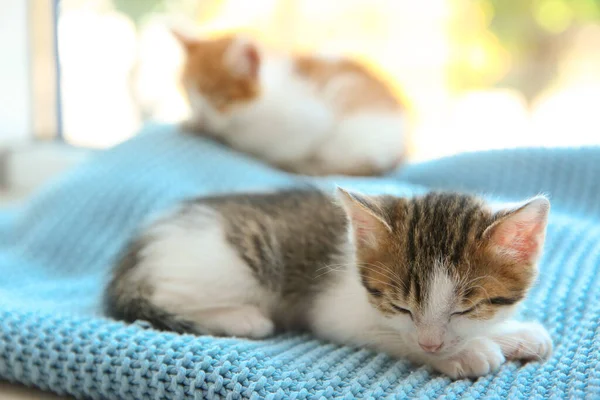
left=1, top=124, right=599, bottom=399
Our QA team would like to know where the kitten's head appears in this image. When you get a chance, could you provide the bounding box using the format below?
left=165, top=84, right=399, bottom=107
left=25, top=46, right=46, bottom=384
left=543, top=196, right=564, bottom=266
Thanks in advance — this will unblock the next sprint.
left=173, top=31, right=261, bottom=131
left=338, top=189, right=550, bottom=357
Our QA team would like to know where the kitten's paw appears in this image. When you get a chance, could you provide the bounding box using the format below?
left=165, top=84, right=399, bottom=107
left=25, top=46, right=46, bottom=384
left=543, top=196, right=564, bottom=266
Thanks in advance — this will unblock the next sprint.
left=233, top=313, right=275, bottom=339
left=219, top=307, right=275, bottom=339
left=196, top=306, right=275, bottom=339
left=493, top=322, right=553, bottom=361
left=431, top=338, right=505, bottom=379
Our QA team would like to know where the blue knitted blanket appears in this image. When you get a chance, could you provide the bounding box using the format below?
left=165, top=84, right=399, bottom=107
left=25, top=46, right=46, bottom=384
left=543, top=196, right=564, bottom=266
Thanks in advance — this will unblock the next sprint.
left=1, top=124, right=599, bottom=399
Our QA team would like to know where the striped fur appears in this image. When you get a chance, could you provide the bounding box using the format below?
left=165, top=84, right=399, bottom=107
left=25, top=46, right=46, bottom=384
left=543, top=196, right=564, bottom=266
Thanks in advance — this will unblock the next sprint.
left=105, top=188, right=552, bottom=379
left=352, top=192, right=537, bottom=322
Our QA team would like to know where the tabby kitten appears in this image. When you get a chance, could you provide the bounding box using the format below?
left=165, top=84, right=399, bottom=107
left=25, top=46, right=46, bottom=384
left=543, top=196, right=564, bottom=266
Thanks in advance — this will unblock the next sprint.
left=173, top=31, right=406, bottom=176
left=105, top=189, right=552, bottom=379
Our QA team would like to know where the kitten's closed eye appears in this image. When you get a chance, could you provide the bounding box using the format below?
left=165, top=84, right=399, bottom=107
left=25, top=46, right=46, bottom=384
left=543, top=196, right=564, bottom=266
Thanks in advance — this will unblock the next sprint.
left=391, top=304, right=412, bottom=316
left=451, top=296, right=521, bottom=317
left=451, top=304, right=478, bottom=316
left=365, top=285, right=383, bottom=297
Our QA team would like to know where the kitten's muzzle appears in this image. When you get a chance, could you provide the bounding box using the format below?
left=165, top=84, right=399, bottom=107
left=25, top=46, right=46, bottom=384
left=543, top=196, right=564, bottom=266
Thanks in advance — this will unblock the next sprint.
left=416, top=325, right=446, bottom=353
left=419, top=341, right=444, bottom=353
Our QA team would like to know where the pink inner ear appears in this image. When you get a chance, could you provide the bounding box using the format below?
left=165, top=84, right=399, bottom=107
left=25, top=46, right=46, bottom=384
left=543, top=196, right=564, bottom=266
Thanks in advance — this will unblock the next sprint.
left=492, top=219, right=544, bottom=263
left=243, top=45, right=259, bottom=79
left=337, top=188, right=390, bottom=247
left=353, top=214, right=375, bottom=242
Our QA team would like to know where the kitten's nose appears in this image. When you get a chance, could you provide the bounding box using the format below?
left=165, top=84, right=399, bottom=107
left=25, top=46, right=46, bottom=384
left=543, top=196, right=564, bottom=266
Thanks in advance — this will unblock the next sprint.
left=419, top=341, right=444, bottom=353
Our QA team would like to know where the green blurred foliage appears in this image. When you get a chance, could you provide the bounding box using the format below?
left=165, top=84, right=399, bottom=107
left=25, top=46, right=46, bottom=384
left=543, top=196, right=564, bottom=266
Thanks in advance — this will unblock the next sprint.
left=109, top=0, right=600, bottom=100
left=453, top=0, right=600, bottom=98
left=488, top=0, right=600, bottom=47
left=111, top=0, right=169, bottom=25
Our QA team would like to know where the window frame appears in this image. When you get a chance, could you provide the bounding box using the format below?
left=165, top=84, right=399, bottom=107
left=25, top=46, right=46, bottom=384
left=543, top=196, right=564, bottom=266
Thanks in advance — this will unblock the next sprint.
left=0, top=0, right=86, bottom=195
left=0, top=0, right=60, bottom=145
left=30, top=0, right=62, bottom=141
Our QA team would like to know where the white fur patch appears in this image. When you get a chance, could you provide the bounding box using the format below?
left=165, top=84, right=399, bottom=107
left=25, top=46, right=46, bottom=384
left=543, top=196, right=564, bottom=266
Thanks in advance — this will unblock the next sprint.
left=309, top=258, right=382, bottom=344
left=423, top=261, right=456, bottom=322
left=412, top=261, right=456, bottom=348
left=137, top=205, right=275, bottom=333
left=314, top=112, right=405, bottom=172
left=187, top=89, right=230, bottom=132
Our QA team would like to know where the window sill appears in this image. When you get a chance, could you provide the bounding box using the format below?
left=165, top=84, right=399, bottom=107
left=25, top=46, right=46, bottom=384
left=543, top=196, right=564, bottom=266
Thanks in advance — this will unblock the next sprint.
left=0, top=141, right=92, bottom=197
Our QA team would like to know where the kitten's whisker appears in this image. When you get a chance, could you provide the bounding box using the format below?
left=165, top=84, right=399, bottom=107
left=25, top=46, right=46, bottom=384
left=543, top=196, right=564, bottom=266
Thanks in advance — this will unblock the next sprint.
left=315, top=263, right=402, bottom=289
left=370, top=263, right=404, bottom=284
left=483, top=275, right=511, bottom=292
left=363, top=276, right=401, bottom=290
left=465, top=285, right=492, bottom=302
left=374, top=261, right=404, bottom=281
left=374, top=261, right=410, bottom=292
left=458, top=275, right=489, bottom=292
left=459, top=274, right=510, bottom=295
left=315, top=261, right=410, bottom=295
left=461, top=297, right=479, bottom=309
left=315, top=263, right=347, bottom=272
left=457, top=282, right=492, bottom=304
left=314, top=264, right=346, bottom=279
left=356, top=263, right=409, bottom=292
left=359, top=270, right=404, bottom=287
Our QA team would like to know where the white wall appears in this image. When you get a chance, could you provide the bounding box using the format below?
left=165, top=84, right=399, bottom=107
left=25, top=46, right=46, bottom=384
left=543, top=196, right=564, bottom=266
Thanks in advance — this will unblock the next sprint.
left=0, top=0, right=31, bottom=144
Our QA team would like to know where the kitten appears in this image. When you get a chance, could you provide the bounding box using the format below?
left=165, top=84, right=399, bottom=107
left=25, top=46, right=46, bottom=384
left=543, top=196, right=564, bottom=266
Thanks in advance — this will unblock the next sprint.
left=105, top=189, right=553, bottom=379
left=173, top=32, right=407, bottom=176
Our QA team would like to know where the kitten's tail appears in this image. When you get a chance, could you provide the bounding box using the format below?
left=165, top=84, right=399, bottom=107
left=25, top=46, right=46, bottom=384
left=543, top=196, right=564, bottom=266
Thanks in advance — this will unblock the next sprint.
left=104, top=291, right=198, bottom=334
left=104, top=239, right=198, bottom=334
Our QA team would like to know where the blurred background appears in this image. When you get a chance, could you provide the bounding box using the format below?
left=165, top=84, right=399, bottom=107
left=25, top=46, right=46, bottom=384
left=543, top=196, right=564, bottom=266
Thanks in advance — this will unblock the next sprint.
left=1, top=0, right=600, bottom=179
left=1, top=2, right=598, bottom=396
left=54, top=0, right=600, bottom=160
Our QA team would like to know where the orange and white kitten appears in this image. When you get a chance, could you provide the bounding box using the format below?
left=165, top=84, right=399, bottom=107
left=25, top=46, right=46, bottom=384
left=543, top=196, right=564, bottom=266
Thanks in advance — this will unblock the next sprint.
left=174, top=32, right=407, bottom=176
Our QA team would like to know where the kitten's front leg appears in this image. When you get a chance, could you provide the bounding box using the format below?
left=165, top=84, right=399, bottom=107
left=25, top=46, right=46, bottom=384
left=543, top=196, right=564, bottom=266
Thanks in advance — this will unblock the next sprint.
left=489, top=320, right=553, bottom=361
left=423, top=321, right=552, bottom=379
left=371, top=335, right=505, bottom=379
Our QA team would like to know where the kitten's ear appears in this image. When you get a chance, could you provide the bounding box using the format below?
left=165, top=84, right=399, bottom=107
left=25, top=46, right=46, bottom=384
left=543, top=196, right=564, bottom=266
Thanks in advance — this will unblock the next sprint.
left=171, top=29, right=199, bottom=52
left=484, top=196, right=550, bottom=264
left=224, top=37, right=260, bottom=79
left=337, top=188, right=392, bottom=248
